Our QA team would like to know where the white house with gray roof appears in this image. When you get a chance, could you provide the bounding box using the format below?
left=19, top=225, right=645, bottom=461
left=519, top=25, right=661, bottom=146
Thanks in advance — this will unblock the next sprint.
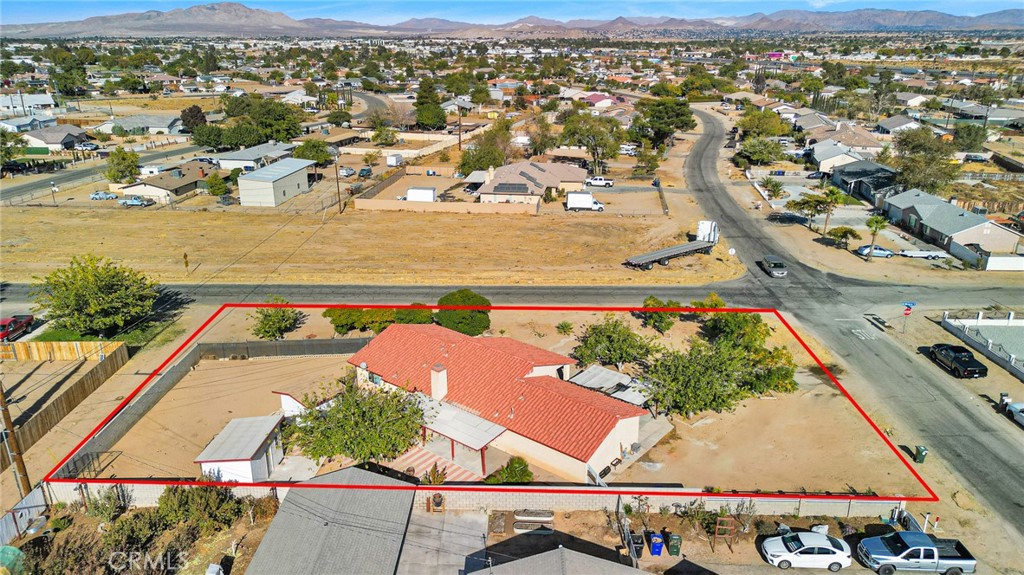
left=0, top=115, right=57, bottom=133
left=215, top=141, right=296, bottom=171
left=238, top=157, right=315, bottom=207
left=194, top=415, right=284, bottom=483
left=93, top=115, right=182, bottom=135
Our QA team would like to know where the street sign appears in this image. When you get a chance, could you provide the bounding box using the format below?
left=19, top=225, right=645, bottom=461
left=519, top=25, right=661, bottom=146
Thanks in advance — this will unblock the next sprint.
left=904, top=308, right=913, bottom=316
left=902, top=301, right=917, bottom=308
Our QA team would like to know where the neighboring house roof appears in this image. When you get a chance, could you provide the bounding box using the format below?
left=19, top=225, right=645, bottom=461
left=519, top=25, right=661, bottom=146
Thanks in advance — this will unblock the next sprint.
left=239, top=158, right=314, bottom=183
left=102, top=114, right=180, bottom=131
left=348, top=324, right=645, bottom=462
left=194, top=415, right=283, bottom=463
left=917, top=202, right=990, bottom=236
left=441, top=98, right=474, bottom=110
left=833, top=159, right=897, bottom=182
left=812, top=142, right=861, bottom=163
left=0, top=115, right=56, bottom=130
left=877, top=115, right=920, bottom=132
left=23, top=124, right=87, bottom=144
left=477, top=161, right=587, bottom=198
left=885, top=188, right=946, bottom=211
left=124, top=161, right=212, bottom=194
left=216, top=141, right=296, bottom=162
left=806, top=123, right=881, bottom=150
left=0, top=94, right=55, bottom=108
left=245, top=467, right=415, bottom=575
left=470, top=547, right=640, bottom=575
left=794, top=113, right=834, bottom=131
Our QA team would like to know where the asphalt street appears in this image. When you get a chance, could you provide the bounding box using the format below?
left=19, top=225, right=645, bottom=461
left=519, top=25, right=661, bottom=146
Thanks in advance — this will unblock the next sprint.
left=0, top=144, right=206, bottom=202
left=1, top=105, right=1022, bottom=542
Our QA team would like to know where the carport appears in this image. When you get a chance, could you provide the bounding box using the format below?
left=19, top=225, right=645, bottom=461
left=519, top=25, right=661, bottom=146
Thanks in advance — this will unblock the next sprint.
left=416, top=393, right=506, bottom=477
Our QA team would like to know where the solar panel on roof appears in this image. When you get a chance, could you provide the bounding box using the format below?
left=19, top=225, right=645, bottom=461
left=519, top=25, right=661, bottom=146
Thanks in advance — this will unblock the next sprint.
left=532, top=163, right=547, bottom=172
left=494, top=183, right=529, bottom=194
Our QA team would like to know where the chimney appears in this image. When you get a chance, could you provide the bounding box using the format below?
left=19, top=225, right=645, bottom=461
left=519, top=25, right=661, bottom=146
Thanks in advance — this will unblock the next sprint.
left=430, top=363, right=448, bottom=401
left=949, top=196, right=958, bottom=207
left=486, top=165, right=495, bottom=184
left=198, top=167, right=205, bottom=178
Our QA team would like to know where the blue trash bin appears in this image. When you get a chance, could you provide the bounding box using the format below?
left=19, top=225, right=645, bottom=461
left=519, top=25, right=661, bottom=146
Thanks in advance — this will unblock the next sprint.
left=649, top=533, right=664, bottom=556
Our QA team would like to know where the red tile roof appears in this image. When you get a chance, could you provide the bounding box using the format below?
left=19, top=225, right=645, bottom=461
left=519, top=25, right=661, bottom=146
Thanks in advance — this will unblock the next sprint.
left=348, top=325, right=645, bottom=461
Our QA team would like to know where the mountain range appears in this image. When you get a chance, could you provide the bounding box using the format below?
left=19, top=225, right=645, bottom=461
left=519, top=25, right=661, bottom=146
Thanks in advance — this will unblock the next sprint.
left=1, top=2, right=1021, bottom=38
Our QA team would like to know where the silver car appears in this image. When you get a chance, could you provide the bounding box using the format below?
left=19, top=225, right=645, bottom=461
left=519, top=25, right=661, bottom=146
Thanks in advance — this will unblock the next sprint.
left=762, top=255, right=788, bottom=278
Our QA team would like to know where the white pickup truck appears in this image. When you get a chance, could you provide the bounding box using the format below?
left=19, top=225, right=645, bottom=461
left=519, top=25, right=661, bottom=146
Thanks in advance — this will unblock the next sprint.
left=585, top=177, right=614, bottom=188
left=899, top=249, right=948, bottom=260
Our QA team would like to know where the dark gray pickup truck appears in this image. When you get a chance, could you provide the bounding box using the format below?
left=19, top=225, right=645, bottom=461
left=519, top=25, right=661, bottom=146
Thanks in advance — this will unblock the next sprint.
left=857, top=531, right=976, bottom=575
left=929, top=344, right=987, bottom=379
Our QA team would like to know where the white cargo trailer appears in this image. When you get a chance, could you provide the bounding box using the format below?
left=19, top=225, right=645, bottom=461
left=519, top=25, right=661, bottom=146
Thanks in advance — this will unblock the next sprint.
left=386, top=154, right=404, bottom=167
left=405, top=187, right=436, bottom=202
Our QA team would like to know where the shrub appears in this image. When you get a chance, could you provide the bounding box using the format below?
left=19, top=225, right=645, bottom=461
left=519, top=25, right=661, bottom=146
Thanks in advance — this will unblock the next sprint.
left=49, top=516, right=72, bottom=531
left=395, top=305, right=433, bottom=325
left=252, top=495, right=279, bottom=521
left=249, top=295, right=304, bottom=340
left=434, top=289, right=491, bottom=336
left=483, top=456, right=533, bottom=484
left=754, top=518, right=777, bottom=536
left=102, top=509, right=166, bottom=552
left=556, top=321, right=574, bottom=335
left=438, top=150, right=451, bottom=163
left=86, top=485, right=131, bottom=522
left=157, top=484, right=242, bottom=536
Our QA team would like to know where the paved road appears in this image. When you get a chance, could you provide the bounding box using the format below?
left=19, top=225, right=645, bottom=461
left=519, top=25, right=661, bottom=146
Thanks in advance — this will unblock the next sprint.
left=351, top=91, right=390, bottom=119
left=0, top=144, right=206, bottom=202
left=2, top=107, right=1021, bottom=543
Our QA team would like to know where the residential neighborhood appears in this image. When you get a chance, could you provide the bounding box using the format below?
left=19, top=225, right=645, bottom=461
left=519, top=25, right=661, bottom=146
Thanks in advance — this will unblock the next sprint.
left=1, top=2, right=1024, bottom=574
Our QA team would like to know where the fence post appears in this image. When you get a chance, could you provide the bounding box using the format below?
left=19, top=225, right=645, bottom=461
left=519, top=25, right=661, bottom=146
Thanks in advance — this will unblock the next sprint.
left=976, top=311, right=983, bottom=324
left=1008, top=311, right=1015, bottom=324
left=987, top=340, right=994, bottom=351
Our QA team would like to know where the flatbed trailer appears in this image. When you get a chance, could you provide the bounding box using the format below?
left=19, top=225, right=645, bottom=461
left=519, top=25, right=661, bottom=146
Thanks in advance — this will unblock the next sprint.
left=626, top=220, right=719, bottom=270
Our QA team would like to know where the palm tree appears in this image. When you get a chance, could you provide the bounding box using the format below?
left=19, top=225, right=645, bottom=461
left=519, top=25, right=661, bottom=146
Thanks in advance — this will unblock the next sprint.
left=820, top=186, right=846, bottom=235
left=865, top=215, right=888, bottom=261
left=759, top=176, right=785, bottom=199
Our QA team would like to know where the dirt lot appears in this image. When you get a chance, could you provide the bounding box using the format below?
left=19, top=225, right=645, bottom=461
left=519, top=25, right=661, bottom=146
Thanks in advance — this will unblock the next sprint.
left=1, top=195, right=744, bottom=286
left=104, top=356, right=350, bottom=479
left=0, top=360, right=99, bottom=428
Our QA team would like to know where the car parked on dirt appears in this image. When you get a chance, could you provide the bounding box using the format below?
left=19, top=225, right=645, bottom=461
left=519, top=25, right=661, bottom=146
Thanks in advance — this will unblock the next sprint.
left=857, top=531, right=976, bottom=575
left=929, top=344, right=988, bottom=379
left=358, top=167, right=372, bottom=178
left=856, top=245, right=895, bottom=258
left=585, top=176, right=614, bottom=188
left=338, top=167, right=355, bottom=177
left=90, top=191, right=119, bottom=200
left=217, top=195, right=237, bottom=206
left=0, top=315, right=34, bottom=342
left=118, top=195, right=156, bottom=208
left=761, top=531, right=852, bottom=571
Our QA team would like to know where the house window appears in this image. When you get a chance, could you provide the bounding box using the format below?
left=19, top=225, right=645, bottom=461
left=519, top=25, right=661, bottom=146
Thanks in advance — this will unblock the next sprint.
left=370, top=374, right=382, bottom=385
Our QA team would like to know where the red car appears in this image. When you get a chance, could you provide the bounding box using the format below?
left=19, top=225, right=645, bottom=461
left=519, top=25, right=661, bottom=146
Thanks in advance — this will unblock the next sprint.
left=0, top=315, right=34, bottom=341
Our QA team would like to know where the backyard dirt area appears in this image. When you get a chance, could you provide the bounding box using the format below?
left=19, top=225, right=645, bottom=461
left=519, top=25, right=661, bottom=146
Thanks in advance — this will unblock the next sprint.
left=0, top=360, right=98, bottom=428
left=103, top=355, right=350, bottom=480
left=0, top=194, right=745, bottom=286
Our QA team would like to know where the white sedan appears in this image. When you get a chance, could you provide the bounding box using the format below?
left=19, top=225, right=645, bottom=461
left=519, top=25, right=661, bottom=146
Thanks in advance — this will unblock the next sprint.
left=1008, top=402, right=1024, bottom=427
left=761, top=532, right=852, bottom=571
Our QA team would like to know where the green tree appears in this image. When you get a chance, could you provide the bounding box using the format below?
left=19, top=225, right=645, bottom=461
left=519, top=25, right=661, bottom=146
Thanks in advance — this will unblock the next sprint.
left=191, top=124, right=223, bottom=149
left=572, top=315, right=655, bottom=370
left=291, top=375, right=424, bottom=462
left=633, top=98, right=696, bottom=147
left=222, top=121, right=264, bottom=149
left=416, top=103, right=447, bottom=131
left=864, top=215, right=888, bottom=261
left=32, top=255, right=158, bottom=336
left=825, top=226, right=861, bottom=249
left=818, top=185, right=846, bottom=235
left=104, top=146, right=140, bottom=183
left=737, top=109, right=790, bottom=138
left=786, top=194, right=828, bottom=230
left=395, top=304, right=433, bottom=325
left=470, top=85, right=492, bottom=105
left=249, top=295, right=304, bottom=340
left=893, top=127, right=959, bottom=193
left=415, top=77, right=441, bottom=108
left=561, top=114, right=624, bottom=175
left=179, top=104, right=206, bottom=133
left=645, top=339, right=747, bottom=415
left=458, top=119, right=513, bottom=173
left=372, top=125, right=398, bottom=146
left=0, top=130, right=27, bottom=164
left=736, top=138, right=783, bottom=166
left=434, top=289, right=491, bottom=336
left=483, top=456, right=534, bottom=484
left=205, top=173, right=228, bottom=196
left=293, top=139, right=332, bottom=177
left=638, top=296, right=681, bottom=335
left=632, top=145, right=661, bottom=176
left=326, top=109, right=352, bottom=126
left=953, top=123, right=988, bottom=153
left=527, top=115, right=557, bottom=157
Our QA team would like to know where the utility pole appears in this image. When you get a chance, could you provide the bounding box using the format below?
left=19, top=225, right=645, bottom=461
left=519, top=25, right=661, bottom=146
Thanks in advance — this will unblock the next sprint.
left=335, top=158, right=344, bottom=214
left=457, top=109, right=463, bottom=151
left=0, top=365, right=33, bottom=498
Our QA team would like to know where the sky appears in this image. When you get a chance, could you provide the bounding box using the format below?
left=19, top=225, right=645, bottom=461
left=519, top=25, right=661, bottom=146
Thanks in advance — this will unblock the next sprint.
left=0, top=0, right=1017, bottom=25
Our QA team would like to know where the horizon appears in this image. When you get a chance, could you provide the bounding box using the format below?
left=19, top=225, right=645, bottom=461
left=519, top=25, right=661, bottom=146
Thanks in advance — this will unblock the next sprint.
left=0, top=0, right=1017, bottom=27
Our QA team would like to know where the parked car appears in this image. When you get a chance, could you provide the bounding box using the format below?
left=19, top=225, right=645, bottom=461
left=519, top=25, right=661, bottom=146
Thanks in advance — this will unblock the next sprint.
left=338, top=167, right=355, bottom=177
left=217, top=195, right=236, bottom=206
left=761, top=531, right=852, bottom=571
left=358, top=167, right=373, bottom=178
left=90, top=191, right=118, bottom=200
left=585, top=176, right=614, bottom=188
left=761, top=255, right=789, bottom=278
left=75, top=142, right=100, bottom=151
left=118, top=195, right=156, bottom=208
left=1007, top=402, right=1024, bottom=426
left=856, top=245, right=895, bottom=258
left=929, top=344, right=988, bottom=379
left=857, top=531, right=976, bottom=575
left=806, top=171, right=826, bottom=179
left=0, top=315, right=34, bottom=342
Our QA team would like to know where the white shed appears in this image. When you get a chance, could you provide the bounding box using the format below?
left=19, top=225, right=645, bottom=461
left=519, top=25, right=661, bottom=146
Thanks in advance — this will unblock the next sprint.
left=195, top=415, right=284, bottom=483
left=238, top=158, right=315, bottom=207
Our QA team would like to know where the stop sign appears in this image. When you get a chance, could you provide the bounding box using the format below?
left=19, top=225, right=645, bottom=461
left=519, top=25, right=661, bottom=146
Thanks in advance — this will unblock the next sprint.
left=904, top=308, right=912, bottom=316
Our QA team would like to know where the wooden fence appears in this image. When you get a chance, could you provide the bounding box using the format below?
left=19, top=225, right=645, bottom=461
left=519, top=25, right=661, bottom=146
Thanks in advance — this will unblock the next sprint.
left=0, top=342, right=128, bottom=472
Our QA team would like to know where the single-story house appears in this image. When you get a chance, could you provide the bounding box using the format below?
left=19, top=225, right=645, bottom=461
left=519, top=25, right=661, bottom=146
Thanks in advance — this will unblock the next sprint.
left=805, top=123, right=883, bottom=156
left=194, top=415, right=284, bottom=483
left=280, top=89, right=316, bottom=106
left=238, top=157, right=315, bottom=207
left=876, top=115, right=922, bottom=135
left=794, top=112, right=834, bottom=132
left=476, top=161, right=587, bottom=205
left=0, top=115, right=57, bottom=133
left=348, top=324, right=646, bottom=483
left=0, top=93, right=56, bottom=115
left=441, top=98, right=474, bottom=114
left=215, top=141, right=296, bottom=172
left=245, top=467, right=415, bottom=575
left=722, top=91, right=760, bottom=104
left=292, top=127, right=364, bottom=148
left=22, top=125, right=90, bottom=151
left=811, top=142, right=864, bottom=173
left=470, top=547, right=641, bottom=574
left=895, top=93, right=929, bottom=108
left=831, top=160, right=898, bottom=202
left=883, top=189, right=1023, bottom=259
left=93, top=114, right=182, bottom=135
left=120, top=161, right=213, bottom=204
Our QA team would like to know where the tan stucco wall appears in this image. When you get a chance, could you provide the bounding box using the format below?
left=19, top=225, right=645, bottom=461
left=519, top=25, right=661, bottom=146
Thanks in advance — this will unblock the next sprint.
left=490, top=430, right=587, bottom=482
left=479, top=193, right=542, bottom=205
left=953, top=223, right=1022, bottom=254
left=587, top=416, right=641, bottom=474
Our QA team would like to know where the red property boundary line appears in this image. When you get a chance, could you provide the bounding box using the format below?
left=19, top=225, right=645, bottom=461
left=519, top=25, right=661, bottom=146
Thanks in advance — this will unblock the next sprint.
left=44, top=304, right=939, bottom=503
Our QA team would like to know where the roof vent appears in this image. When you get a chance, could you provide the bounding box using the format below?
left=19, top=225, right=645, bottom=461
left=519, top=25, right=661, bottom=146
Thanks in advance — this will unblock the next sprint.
left=508, top=407, right=514, bottom=419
